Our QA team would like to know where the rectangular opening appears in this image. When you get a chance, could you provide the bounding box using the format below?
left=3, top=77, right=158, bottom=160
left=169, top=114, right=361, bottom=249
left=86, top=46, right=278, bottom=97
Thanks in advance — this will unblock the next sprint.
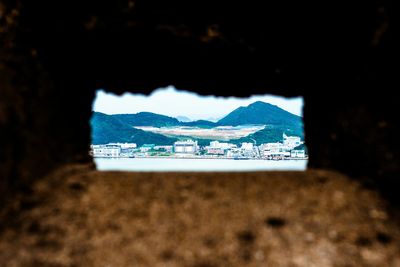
left=90, top=86, right=307, bottom=171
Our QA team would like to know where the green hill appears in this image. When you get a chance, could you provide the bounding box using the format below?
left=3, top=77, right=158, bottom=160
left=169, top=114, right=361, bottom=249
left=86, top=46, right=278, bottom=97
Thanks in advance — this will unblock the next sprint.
left=112, top=112, right=181, bottom=127
left=91, top=112, right=177, bottom=145
left=217, top=101, right=301, bottom=126
left=217, top=101, right=304, bottom=143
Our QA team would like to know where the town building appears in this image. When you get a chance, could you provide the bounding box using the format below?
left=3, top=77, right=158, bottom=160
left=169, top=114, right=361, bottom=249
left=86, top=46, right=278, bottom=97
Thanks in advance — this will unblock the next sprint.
left=226, top=148, right=241, bottom=158
left=241, top=142, right=254, bottom=151
left=91, top=144, right=121, bottom=158
left=107, top=143, right=137, bottom=149
left=283, top=133, right=302, bottom=150
left=174, top=140, right=198, bottom=154
left=206, top=141, right=236, bottom=155
left=140, top=144, right=155, bottom=152
left=260, top=142, right=290, bottom=158
left=206, top=147, right=225, bottom=155
left=291, top=150, right=306, bottom=158
left=209, top=141, right=236, bottom=150
left=264, top=150, right=290, bottom=158
left=260, top=142, right=285, bottom=151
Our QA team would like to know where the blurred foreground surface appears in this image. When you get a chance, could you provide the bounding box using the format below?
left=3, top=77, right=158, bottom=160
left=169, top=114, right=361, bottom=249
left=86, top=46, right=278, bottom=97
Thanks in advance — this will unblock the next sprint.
left=1, top=164, right=399, bottom=267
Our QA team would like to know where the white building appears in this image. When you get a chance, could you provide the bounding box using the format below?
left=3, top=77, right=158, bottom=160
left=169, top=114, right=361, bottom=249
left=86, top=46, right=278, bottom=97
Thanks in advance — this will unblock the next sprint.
left=174, top=140, right=198, bottom=154
left=260, top=142, right=290, bottom=158
left=91, top=144, right=121, bottom=158
left=209, top=141, right=236, bottom=150
left=291, top=150, right=306, bottom=158
left=260, top=142, right=284, bottom=151
left=206, top=147, right=225, bottom=155
left=206, top=141, right=236, bottom=155
left=119, top=143, right=137, bottom=149
left=108, top=143, right=137, bottom=149
left=226, top=148, right=241, bottom=158
left=283, top=133, right=302, bottom=150
left=209, top=141, right=220, bottom=148
left=241, top=142, right=254, bottom=151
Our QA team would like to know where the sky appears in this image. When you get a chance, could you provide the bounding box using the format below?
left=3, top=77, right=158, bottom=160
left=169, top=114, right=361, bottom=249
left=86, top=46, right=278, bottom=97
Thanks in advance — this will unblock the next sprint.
left=92, top=86, right=303, bottom=121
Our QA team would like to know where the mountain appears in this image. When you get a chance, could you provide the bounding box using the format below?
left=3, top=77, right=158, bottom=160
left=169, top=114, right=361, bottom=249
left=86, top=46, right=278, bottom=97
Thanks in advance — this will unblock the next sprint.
left=112, top=112, right=181, bottom=127
left=217, top=101, right=304, bottom=143
left=91, top=112, right=177, bottom=145
left=217, top=101, right=301, bottom=126
left=176, top=116, right=192, bottom=122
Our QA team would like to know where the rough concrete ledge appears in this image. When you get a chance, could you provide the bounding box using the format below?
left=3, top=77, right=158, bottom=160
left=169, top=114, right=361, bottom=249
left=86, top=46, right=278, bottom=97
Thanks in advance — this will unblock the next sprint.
left=1, top=164, right=399, bottom=267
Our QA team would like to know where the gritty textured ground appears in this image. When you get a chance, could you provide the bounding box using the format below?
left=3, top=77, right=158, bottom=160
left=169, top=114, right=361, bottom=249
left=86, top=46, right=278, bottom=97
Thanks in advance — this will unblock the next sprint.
left=1, top=164, right=400, bottom=267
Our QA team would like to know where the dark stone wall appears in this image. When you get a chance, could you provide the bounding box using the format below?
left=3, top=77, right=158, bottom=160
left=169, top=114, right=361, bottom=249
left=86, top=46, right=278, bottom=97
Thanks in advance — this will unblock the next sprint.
left=0, top=1, right=397, bottom=201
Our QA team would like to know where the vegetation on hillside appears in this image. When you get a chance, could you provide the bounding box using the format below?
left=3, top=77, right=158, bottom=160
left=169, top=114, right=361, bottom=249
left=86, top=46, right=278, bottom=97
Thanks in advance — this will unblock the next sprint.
left=217, top=101, right=301, bottom=126
left=91, top=101, right=304, bottom=145
left=91, top=112, right=177, bottom=145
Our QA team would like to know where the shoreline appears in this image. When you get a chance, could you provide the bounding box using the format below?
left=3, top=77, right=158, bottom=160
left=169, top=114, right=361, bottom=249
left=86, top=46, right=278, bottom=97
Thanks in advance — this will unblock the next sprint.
left=93, top=156, right=308, bottom=161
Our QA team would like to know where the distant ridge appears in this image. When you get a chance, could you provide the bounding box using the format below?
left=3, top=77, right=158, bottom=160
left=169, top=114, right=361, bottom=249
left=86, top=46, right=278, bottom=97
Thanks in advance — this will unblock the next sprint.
left=176, top=116, right=192, bottom=122
left=112, top=112, right=181, bottom=127
left=109, top=112, right=217, bottom=128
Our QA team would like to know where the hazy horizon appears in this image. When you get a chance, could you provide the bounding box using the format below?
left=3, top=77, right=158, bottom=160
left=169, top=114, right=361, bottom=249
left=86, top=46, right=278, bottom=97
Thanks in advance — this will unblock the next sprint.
left=93, top=86, right=303, bottom=121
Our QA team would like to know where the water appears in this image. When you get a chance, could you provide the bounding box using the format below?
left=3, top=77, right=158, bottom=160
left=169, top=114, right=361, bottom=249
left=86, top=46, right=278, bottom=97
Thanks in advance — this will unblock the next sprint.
left=94, top=158, right=307, bottom=172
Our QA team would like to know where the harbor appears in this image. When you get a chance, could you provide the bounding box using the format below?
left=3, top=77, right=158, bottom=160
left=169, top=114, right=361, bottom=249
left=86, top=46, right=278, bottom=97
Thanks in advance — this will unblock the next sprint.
left=90, top=133, right=307, bottom=162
